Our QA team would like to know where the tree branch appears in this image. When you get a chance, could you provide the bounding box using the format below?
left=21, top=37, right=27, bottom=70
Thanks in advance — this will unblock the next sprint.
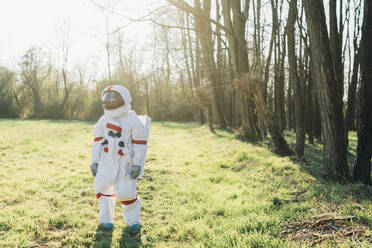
left=167, top=0, right=232, bottom=35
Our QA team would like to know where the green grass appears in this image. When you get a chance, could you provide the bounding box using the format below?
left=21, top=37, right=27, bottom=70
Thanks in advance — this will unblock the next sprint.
left=0, top=119, right=370, bottom=247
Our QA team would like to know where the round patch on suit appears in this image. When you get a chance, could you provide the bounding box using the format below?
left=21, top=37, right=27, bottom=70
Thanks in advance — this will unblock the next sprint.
left=104, top=147, right=109, bottom=153
left=118, top=149, right=124, bottom=156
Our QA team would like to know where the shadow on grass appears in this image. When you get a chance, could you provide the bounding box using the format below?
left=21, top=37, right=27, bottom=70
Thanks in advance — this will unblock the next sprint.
left=93, top=225, right=113, bottom=248
left=233, top=134, right=262, bottom=145
left=44, top=119, right=97, bottom=125
left=159, top=121, right=201, bottom=130
left=296, top=141, right=372, bottom=205
left=119, top=227, right=142, bottom=248
left=0, top=118, right=100, bottom=126
left=213, top=127, right=263, bottom=146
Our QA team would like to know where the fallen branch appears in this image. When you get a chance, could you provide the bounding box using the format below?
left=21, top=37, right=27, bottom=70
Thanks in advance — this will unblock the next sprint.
left=312, top=215, right=356, bottom=227
left=293, top=186, right=310, bottom=198
left=281, top=212, right=372, bottom=247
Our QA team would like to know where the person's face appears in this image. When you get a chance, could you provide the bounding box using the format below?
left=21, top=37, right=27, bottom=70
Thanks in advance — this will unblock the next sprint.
left=102, top=91, right=125, bottom=110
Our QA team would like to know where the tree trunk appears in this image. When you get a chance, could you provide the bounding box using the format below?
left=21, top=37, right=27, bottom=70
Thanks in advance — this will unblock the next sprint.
left=180, top=13, right=193, bottom=92
left=279, top=31, right=287, bottom=130
left=222, top=0, right=261, bottom=139
left=264, top=0, right=278, bottom=90
left=194, top=0, right=227, bottom=128
left=186, top=14, right=205, bottom=124
left=303, top=0, right=350, bottom=180
left=253, top=83, right=294, bottom=157
left=144, top=80, right=151, bottom=116
left=345, top=47, right=360, bottom=145
left=105, top=18, right=112, bottom=82
left=306, top=70, right=314, bottom=144
left=287, top=0, right=305, bottom=160
left=286, top=84, right=294, bottom=130
left=60, top=68, right=70, bottom=117
left=312, top=87, right=322, bottom=142
left=205, top=104, right=215, bottom=133
left=221, top=0, right=259, bottom=139
left=274, top=24, right=286, bottom=131
left=329, top=0, right=343, bottom=101
left=353, top=0, right=372, bottom=185
left=236, top=74, right=294, bottom=156
left=195, top=39, right=206, bottom=125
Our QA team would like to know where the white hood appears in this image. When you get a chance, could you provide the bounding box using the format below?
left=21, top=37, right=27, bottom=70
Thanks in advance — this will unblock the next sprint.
left=102, top=85, right=132, bottom=119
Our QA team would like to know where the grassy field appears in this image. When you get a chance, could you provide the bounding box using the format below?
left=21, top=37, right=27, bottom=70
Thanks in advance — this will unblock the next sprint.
left=0, top=119, right=370, bottom=248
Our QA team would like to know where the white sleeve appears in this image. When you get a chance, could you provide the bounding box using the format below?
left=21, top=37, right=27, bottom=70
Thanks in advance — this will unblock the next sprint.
left=91, top=116, right=105, bottom=164
left=131, top=115, right=150, bottom=167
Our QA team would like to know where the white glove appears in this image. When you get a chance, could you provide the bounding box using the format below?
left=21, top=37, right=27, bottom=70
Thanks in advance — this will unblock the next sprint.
left=90, top=163, right=98, bottom=177
left=129, top=165, right=141, bottom=179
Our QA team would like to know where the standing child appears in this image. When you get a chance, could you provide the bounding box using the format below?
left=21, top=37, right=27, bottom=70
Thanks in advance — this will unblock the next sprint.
left=90, top=85, right=150, bottom=232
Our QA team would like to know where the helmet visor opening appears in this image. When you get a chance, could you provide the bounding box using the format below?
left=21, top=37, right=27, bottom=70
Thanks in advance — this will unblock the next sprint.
left=102, top=91, right=125, bottom=110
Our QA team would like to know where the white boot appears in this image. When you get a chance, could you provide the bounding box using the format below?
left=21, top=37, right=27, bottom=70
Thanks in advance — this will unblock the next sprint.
left=98, top=195, right=115, bottom=226
left=122, top=197, right=141, bottom=226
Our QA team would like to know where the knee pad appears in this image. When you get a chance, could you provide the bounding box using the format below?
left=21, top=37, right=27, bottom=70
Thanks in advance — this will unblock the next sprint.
left=116, top=178, right=137, bottom=201
left=120, top=195, right=138, bottom=205
left=96, top=192, right=115, bottom=199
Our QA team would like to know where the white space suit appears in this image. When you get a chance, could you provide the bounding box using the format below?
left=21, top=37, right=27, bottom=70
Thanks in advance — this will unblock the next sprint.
left=91, top=85, right=150, bottom=228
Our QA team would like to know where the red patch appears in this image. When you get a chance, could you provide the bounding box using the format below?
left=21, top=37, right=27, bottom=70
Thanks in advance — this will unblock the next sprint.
left=120, top=196, right=138, bottom=205
left=107, top=86, right=113, bottom=91
left=94, top=137, right=103, bottom=142
left=118, top=149, right=124, bottom=156
left=96, top=193, right=115, bottom=199
left=104, top=147, right=109, bottom=153
left=132, top=140, right=147, bottom=145
left=106, top=123, right=122, bottom=133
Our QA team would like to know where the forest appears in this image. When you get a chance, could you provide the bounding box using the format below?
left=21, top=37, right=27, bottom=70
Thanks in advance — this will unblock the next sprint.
left=0, top=0, right=371, bottom=185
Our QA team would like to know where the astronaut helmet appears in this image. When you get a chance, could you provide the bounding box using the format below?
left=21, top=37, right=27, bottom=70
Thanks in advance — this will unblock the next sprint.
left=102, top=90, right=124, bottom=110
left=101, top=85, right=132, bottom=110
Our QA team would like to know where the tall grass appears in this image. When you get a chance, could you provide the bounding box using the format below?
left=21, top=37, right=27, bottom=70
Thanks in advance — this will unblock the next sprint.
left=0, top=119, right=370, bottom=247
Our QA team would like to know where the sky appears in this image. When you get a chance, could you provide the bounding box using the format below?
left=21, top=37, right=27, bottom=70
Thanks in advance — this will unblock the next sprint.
left=0, top=0, right=167, bottom=75
left=0, top=0, right=357, bottom=81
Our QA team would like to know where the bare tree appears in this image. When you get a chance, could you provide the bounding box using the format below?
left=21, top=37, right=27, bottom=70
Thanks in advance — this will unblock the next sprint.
left=105, top=16, right=112, bottom=82
left=303, top=0, right=350, bottom=180
left=221, top=0, right=262, bottom=140
left=353, top=0, right=372, bottom=185
left=19, top=47, right=45, bottom=118
left=287, top=0, right=305, bottom=160
left=345, top=0, right=362, bottom=145
left=235, top=74, right=294, bottom=157
left=274, top=0, right=286, bottom=131
left=0, top=68, right=16, bottom=117
left=57, top=21, right=72, bottom=117
left=168, top=0, right=228, bottom=128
